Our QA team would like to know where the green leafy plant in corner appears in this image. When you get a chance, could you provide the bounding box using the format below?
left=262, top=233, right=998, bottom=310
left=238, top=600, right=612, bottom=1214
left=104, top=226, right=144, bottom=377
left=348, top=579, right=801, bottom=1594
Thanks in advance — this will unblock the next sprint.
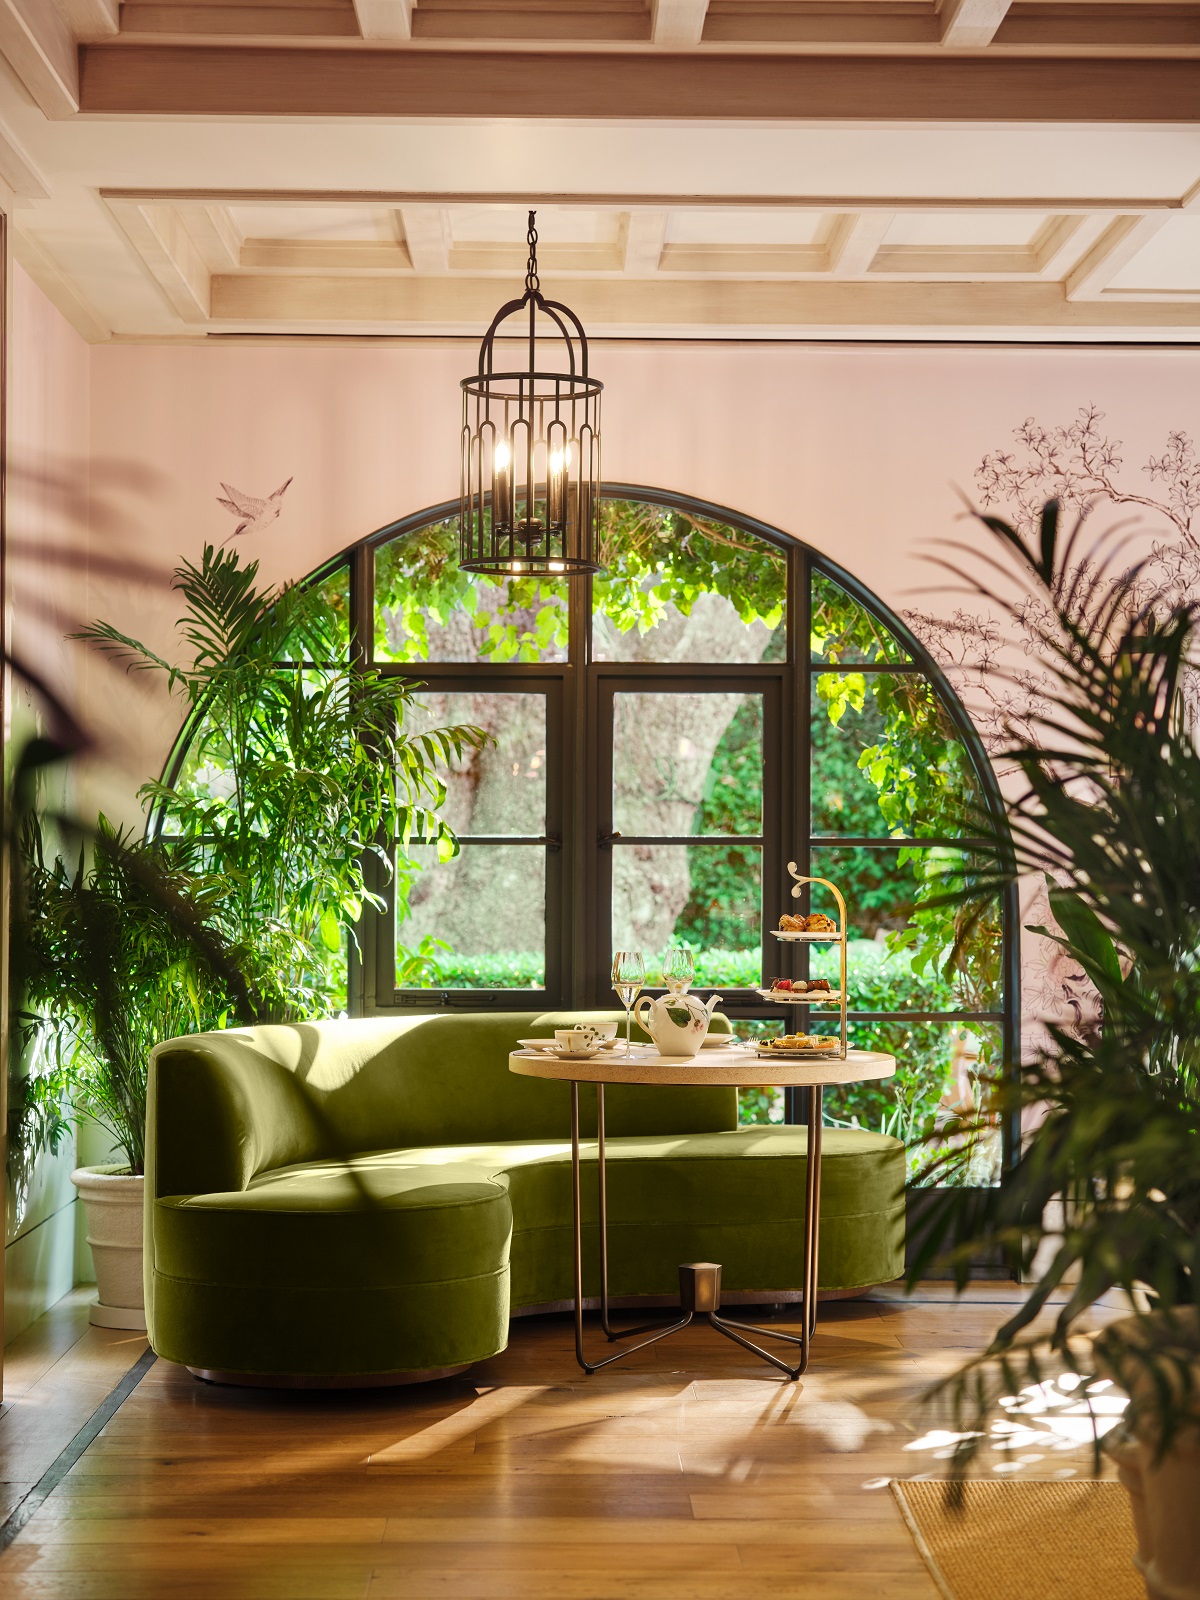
left=13, top=816, right=236, bottom=1175
left=79, top=545, right=486, bottom=1019
left=908, top=499, right=1200, bottom=1465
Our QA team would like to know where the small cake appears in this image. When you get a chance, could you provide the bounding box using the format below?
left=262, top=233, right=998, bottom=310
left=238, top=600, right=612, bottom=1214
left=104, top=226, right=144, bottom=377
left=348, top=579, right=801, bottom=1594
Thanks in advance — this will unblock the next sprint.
left=779, top=913, right=805, bottom=932
left=804, top=913, right=838, bottom=933
left=807, top=978, right=832, bottom=994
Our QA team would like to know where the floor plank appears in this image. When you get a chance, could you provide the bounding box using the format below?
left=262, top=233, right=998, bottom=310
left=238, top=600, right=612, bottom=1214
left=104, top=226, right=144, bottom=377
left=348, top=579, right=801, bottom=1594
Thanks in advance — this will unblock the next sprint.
left=0, top=1286, right=1128, bottom=1599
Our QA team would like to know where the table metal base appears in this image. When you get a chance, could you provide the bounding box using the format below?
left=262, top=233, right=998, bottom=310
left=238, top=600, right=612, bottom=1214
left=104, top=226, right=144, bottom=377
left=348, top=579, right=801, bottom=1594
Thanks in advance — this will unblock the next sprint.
left=570, top=1081, right=823, bottom=1381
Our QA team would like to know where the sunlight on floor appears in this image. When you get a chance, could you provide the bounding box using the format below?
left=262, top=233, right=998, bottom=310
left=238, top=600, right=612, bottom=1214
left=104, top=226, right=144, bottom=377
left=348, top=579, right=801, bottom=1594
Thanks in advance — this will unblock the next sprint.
left=899, top=1371, right=1129, bottom=1477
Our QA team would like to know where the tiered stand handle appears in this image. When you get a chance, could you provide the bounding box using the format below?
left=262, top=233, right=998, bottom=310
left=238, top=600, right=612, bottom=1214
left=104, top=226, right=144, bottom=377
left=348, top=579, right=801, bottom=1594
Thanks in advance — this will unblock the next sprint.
left=785, top=866, right=848, bottom=1062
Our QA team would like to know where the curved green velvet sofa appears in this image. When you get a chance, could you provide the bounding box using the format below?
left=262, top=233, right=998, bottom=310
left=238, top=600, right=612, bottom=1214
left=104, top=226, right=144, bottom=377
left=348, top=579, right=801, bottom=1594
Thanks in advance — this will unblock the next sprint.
left=145, top=1012, right=905, bottom=1382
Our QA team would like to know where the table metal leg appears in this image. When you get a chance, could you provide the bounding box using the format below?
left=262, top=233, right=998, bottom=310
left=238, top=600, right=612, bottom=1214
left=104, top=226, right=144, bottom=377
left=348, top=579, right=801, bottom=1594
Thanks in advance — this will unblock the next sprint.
left=597, top=1084, right=614, bottom=1338
left=706, top=1086, right=823, bottom=1379
left=570, top=1080, right=824, bottom=1380
left=572, top=1088, right=694, bottom=1376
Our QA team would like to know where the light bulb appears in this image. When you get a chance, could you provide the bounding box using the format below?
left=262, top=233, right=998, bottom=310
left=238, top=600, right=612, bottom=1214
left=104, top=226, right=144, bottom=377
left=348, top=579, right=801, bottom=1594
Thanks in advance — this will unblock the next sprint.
left=510, top=560, right=523, bottom=573
left=548, top=448, right=564, bottom=476
left=494, top=440, right=511, bottom=470
left=549, top=561, right=564, bottom=572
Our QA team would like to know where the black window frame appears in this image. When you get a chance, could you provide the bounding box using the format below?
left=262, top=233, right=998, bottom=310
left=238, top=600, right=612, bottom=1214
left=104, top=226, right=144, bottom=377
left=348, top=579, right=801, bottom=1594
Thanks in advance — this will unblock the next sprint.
left=174, top=484, right=1019, bottom=1183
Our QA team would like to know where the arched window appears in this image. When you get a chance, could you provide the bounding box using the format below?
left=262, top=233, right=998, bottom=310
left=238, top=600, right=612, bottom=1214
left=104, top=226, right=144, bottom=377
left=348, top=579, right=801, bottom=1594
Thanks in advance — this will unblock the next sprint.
left=173, top=488, right=1014, bottom=1183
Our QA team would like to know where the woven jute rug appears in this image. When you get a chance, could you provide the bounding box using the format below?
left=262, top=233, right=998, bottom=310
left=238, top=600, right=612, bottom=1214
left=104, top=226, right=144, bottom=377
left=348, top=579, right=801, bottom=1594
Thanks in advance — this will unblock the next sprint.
left=891, top=1478, right=1142, bottom=1600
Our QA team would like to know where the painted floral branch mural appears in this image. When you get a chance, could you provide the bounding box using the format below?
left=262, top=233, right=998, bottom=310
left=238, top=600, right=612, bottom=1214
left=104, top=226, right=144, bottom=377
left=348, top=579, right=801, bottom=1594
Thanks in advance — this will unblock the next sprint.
left=975, top=403, right=1200, bottom=544
left=902, top=405, right=1200, bottom=1035
left=904, top=405, right=1200, bottom=753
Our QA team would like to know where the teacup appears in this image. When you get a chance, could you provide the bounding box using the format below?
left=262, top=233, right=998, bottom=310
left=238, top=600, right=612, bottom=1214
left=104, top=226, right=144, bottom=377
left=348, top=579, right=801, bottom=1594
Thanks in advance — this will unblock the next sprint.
left=555, top=1027, right=603, bottom=1055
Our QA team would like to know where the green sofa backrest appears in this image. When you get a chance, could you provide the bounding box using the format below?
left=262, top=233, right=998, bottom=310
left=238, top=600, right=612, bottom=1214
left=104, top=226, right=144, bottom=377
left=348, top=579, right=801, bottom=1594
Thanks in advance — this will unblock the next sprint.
left=148, top=1011, right=738, bottom=1199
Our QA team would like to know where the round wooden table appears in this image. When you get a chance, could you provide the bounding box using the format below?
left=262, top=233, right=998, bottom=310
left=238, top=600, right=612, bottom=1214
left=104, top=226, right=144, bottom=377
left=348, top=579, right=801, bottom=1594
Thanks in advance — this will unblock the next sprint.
left=509, top=1045, right=895, bottom=1380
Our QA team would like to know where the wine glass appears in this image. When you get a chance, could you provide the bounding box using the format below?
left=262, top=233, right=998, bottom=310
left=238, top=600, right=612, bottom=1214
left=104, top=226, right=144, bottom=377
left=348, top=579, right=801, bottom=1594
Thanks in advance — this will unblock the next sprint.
left=661, top=946, right=696, bottom=994
left=611, top=950, right=646, bottom=1056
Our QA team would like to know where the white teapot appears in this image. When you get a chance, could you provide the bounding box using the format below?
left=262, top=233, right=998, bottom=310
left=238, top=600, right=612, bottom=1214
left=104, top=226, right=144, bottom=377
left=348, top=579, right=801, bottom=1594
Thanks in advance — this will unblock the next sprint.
left=633, top=991, right=722, bottom=1058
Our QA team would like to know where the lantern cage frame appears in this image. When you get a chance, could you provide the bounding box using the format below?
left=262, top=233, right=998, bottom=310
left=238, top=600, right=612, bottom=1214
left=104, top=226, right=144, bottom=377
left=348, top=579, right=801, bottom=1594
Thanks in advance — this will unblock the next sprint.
left=459, top=211, right=603, bottom=578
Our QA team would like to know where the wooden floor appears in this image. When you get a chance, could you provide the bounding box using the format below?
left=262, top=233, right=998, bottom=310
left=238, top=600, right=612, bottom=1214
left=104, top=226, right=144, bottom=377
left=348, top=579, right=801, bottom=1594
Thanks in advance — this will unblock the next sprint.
left=0, top=1286, right=1123, bottom=1600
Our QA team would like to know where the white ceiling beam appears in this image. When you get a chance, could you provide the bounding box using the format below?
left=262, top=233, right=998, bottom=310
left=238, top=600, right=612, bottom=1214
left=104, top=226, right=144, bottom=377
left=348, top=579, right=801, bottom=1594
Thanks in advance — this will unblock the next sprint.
left=106, top=199, right=210, bottom=322
left=1033, top=213, right=1110, bottom=281
left=208, top=272, right=1200, bottom=331
left=96, top=187, right=1192, bottom=217
left=828, top=213, right=892, bottom=276
left=0, top=113, right=49, bottom=199
left=939, top=0, right=1012, bottom=48
left=651, top=1, right=709, bottom=47
left=1064, top=214, right=1170, bottom=301
left=55, top=0, right=118, bottom=37
left=622, top=209, right=668, bottom=275
left=0, top=0, right=78, bottom=119
left=176, top=204, right=242, bottom=273
left=352, top=0, right=412, bottom=40
left=398, top=205, right=449, bottom=273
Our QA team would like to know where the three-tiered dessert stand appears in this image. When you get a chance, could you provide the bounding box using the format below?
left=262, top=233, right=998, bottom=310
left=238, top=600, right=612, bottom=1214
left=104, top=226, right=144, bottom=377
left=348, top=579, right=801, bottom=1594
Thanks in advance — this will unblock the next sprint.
left=758, top=864, right=849, bottom=1061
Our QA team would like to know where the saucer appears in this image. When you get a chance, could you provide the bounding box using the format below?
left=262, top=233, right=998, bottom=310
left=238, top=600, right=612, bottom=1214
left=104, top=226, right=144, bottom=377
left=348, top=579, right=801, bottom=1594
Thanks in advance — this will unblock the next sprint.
left=519, top=1038, right=612, bottom=1059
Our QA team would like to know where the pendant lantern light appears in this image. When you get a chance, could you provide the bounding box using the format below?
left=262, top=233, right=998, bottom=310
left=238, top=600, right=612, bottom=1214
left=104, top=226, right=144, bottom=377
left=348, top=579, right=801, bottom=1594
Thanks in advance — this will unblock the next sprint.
left=459, top=211, right=603, bottom=577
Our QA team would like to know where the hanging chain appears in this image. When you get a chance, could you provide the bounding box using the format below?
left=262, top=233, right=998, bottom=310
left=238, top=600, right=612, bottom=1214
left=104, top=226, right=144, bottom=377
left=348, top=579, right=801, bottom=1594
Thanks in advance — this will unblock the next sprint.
left=525, top=209, right=539, bottom=294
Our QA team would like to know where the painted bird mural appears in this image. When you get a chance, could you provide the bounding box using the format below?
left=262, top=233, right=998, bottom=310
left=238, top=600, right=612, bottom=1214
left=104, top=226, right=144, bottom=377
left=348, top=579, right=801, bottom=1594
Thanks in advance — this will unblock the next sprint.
left=216, top=476, right=293, bottom=539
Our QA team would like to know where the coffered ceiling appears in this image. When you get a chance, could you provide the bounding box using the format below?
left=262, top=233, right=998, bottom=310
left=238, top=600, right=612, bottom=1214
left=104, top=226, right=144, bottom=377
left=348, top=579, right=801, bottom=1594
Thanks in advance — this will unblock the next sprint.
left=0, top=0, right=1198, bottom=342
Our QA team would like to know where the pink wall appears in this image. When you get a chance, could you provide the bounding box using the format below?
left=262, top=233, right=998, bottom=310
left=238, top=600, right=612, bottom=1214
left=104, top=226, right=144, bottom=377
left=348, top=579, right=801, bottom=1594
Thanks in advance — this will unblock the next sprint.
left=4, top=266, right=94, bottom=1340
left=87, top=336, right=1200, bottom=600
left=8, top=265, right=90, bottom=719
left=84, top=336, right=1200, bottom=784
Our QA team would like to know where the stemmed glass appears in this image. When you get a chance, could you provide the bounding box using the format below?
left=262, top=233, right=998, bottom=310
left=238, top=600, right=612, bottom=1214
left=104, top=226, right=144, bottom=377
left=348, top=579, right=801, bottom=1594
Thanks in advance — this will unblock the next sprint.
left=611, top=950, right=646, bottom=1056
left=662, top=946, right=696, bottom=994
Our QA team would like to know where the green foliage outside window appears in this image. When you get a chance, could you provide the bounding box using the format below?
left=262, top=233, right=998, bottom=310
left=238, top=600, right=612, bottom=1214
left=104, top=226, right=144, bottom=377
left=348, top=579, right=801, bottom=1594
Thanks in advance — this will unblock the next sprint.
left=373, top=501, right=786, bottom=664
left=593, top=501, right=785, bottom=643
left=375, top=516, right=569, bottom=665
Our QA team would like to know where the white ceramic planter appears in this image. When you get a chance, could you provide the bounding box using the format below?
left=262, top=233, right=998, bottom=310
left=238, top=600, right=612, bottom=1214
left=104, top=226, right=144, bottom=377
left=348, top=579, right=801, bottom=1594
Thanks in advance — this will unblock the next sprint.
left=1102, top=1314, right=1200, bottom=1600
left=1110, top=1425, right=1200, bottom=1600
left=71, top=1164, right=147, bottom=1330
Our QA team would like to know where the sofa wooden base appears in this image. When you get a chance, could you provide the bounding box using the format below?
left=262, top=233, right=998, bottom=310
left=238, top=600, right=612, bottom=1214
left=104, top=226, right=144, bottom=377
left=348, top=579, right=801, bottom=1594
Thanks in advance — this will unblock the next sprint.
left=188, top=1364, right=472, bottom=1390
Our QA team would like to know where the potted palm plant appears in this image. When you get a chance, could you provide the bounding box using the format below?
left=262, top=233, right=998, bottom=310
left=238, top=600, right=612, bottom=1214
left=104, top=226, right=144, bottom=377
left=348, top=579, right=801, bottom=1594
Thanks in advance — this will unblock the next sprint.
left=910, top=502, right=1200, bottom=1600
left=15, top=818, right=236, bottom=1327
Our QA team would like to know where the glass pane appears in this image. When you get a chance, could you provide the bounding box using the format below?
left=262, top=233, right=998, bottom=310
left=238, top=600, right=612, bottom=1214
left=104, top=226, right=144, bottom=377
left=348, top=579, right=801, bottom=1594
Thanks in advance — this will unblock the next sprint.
left=283, top=564, right=349, bottom=662
left=403, top=692, right=546, bottom=838
left=807, top=844, right=1002, bottom=1013
left=823, top=1021, right=1003, bottom=1187
left=811, top=572, right=910, bottom=664
left=811, top=671, right=980, bottom=837
left=593, top=500, right=786, bottom=664
left=612, top=842, right=761, bottom=988
left=397, top=843, right=545, bottom=989
left=374, top=518, right=568, bottom=664
left=613, top=692, right=763, bottom=837
left=734, top=1019, right=789, bottom=1126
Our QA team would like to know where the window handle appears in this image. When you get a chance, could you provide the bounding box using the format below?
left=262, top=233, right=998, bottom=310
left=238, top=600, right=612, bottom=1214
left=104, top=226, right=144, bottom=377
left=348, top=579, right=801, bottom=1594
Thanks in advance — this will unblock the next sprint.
left=598, top=830, right=622, bottom=848
left=542, top=834, right=562, bottom=852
